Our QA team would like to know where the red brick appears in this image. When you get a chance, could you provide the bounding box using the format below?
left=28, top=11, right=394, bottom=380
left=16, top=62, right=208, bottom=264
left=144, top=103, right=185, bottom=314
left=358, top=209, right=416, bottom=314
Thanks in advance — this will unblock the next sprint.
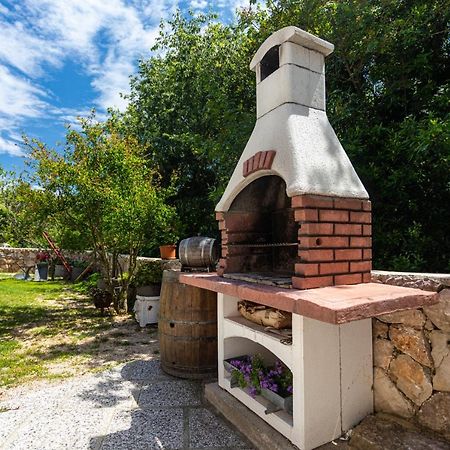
left=334, top=224, right=362, bottom=236
left=295, top=263, right=319, bottom=276
left=243, top=160, right=249, bottom=177
left=221, top=247, right=228, bottom=257
left=291, top=195, right=333, bottom=209
left=333, top=198, right=363, bottom=210
left=335, top=249, right=362, bottom=261
left=319, top=262, right=349, bottom=275
left=299, top=236, right=349, bottom=248
left=350, top=237, right=372, bottom=248
left=362, top=272, right=372, bottom=282
left=263, top=150, right=276, bottom=169
left=253, top=151, right=262, bottom=170
left=298, top=249, right=334, bottom=262
left=350, top=211, right=371, bottom=224
left=363, top=249, right=372, bottom=259
left=298, top=223, right=333, bottom=236
left=350, top=261, right=372, bottom=272
left=319, top=209, right=349, bottom=222
left=363, top=225, right=372, bottom=236
left=216, top=212, right=225, bottom=221
left=217, top=266, right=225, bottom=276
left=292, top=276, right=334, bottom=290
left=334, top=273, right=362, bottom=285
left=218, top=258, right=227, bottom=268
left=295, top=209, right=319, bottom=222
left=362, top=200, right=372, bottom=211
left=218, top=220, right=226, bottom=230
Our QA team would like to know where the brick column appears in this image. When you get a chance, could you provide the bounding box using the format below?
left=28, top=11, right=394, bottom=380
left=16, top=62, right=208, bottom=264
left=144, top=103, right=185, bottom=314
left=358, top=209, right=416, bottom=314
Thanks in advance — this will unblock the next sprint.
left=292, top=195, right=372, bottom=289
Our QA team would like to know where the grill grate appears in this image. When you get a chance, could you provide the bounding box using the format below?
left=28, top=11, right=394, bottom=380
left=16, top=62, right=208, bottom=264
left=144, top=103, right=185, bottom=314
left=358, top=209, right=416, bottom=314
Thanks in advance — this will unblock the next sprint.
left=227, top=242, right=297, bottom=248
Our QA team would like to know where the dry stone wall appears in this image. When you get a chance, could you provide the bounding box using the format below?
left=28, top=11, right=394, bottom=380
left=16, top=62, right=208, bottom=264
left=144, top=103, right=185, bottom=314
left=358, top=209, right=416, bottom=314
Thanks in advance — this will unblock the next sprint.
left=372, top=271, right=450, bottom=441
left=0, top=247, right=182, bottom=274
left=0, top=247, right=93, bottom=272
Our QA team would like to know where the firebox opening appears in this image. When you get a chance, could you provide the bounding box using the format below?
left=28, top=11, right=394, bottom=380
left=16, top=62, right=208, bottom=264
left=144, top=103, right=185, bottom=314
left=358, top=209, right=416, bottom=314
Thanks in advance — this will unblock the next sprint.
left=223, top=176, right=297, bottom=286
left=260, top=46, right=279, bottom=81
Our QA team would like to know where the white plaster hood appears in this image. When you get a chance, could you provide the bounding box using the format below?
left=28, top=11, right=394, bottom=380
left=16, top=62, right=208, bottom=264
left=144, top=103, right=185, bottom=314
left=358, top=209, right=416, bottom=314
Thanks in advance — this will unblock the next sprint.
left=216, top=27, right=368, bottom=212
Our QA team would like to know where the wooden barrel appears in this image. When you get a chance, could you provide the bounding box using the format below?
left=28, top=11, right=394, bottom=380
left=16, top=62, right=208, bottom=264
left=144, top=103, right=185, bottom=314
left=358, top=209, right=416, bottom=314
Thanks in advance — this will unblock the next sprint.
left=179, top=236, right=219, bottom=268
left=159, top=270, right=217, bottom=378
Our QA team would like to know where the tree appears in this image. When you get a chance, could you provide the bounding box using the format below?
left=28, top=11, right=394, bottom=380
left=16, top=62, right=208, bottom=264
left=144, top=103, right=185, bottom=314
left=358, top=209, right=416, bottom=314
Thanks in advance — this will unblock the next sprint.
left=246, top=0, right=450, bottom=271
left=125, top=12, right=257, bottom=238
left=26, top=115, right=177, bottom=313
left=126, top=2, right=449, bottom=271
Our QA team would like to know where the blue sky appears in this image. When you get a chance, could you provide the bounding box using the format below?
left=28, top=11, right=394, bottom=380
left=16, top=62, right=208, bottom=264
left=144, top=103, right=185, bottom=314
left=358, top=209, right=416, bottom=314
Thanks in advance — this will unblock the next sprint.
left=0, top=0, right=252, bottom=174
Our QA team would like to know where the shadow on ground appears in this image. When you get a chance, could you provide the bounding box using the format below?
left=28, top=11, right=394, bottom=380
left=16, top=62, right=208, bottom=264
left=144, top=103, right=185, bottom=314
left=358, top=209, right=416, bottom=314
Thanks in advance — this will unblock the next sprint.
left=87, top=359, right=252, bottom=450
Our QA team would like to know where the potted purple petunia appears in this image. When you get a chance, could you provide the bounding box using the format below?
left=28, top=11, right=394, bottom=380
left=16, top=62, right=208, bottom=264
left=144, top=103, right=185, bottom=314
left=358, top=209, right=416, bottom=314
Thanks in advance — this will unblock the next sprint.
left=224, top=354, right=293, bottom=415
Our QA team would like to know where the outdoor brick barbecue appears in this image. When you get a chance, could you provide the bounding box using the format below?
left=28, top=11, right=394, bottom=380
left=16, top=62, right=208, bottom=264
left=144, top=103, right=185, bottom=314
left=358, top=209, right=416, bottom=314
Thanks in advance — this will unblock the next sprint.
left=181, top=26, right=438, bottom=450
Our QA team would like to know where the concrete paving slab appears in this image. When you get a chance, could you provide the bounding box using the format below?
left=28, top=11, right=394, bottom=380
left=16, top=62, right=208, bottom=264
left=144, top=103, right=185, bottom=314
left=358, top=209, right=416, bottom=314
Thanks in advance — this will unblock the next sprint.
left=120, top=359, right=174, bottom=381
left=0, top=359, right=250, bottom=450
left=138, top=379, right=202, bottom=408
left=189, top=407, right=248, bottom=448
left=100, top=407, right=185, bottom=450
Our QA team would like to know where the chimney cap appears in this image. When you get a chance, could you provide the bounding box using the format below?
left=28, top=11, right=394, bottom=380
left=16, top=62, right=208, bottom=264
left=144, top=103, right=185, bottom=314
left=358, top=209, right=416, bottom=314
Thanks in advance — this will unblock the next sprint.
left=250, top=26, right=334, bottom=71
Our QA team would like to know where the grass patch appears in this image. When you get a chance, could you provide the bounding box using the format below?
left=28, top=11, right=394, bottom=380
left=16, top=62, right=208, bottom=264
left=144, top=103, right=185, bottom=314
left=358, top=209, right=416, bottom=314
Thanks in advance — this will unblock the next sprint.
left=0, top=277, right=154, bottom=389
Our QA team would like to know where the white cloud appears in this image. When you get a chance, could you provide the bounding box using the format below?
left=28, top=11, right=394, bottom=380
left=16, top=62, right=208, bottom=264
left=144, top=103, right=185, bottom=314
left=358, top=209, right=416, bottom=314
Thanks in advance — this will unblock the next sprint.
left=0, top=65, right=48, bottom=119
left=190, top=0, right=208, bottom=9
left=0, top=135, right=25, bottom=157
left=0, top=0, right=265, bottom=156
left=0, top=0, right=181, bottom=126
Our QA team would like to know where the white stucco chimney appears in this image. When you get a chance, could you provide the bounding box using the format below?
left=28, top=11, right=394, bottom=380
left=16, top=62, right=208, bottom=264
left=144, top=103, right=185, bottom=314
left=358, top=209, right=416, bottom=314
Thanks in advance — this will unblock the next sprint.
left=216, top=26, right=368, bottom=212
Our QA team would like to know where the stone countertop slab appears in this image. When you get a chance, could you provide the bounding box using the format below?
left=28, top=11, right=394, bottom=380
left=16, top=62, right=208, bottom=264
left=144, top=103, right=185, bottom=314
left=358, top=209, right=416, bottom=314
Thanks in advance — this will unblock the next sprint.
left=180, top=273, right=438, bottom=324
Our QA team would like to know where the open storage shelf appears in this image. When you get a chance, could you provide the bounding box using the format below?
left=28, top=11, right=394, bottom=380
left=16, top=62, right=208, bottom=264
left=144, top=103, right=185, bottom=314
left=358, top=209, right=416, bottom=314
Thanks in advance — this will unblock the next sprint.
left=223, top=316, right=293, bottom=369
left=221, top=375, right=294, bottom=438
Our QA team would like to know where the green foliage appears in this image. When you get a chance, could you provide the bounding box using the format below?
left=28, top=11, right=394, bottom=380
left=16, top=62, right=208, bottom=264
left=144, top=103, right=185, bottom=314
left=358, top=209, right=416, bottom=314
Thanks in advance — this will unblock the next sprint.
left=125, top=12, right=256, bottom=238
left=248, top=0, right=450, bottom=271
left=125, top=2, right=449, bottom=271
left=26, top=114, right=178, bottom=312
left=134, top=261, right=164, bottom=286
left=73, top=272, right=101, bottom=295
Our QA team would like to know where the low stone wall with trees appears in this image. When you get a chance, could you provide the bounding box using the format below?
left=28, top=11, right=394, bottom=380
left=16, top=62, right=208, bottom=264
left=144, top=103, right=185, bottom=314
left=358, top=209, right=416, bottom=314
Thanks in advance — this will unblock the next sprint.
left=0, top=247, right=182, bottom=274
left=371, top=271, right=450, bottom=441
left=0, top=246, right=93, bottom=272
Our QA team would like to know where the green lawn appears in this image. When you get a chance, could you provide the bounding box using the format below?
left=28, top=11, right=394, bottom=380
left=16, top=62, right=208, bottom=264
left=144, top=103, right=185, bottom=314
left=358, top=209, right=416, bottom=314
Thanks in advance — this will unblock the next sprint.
left=0, top=277, right=156, bottom=389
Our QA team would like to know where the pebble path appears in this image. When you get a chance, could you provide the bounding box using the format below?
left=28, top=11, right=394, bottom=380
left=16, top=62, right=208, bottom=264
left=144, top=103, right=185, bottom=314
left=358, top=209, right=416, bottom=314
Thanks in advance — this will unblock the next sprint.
left=0, top=360, right=253, bottom=450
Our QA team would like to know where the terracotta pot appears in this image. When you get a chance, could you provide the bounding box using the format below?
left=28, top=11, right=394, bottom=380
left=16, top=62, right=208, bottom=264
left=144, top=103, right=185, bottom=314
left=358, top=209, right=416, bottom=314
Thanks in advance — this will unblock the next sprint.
left=159, top=244, right=177, bottom=260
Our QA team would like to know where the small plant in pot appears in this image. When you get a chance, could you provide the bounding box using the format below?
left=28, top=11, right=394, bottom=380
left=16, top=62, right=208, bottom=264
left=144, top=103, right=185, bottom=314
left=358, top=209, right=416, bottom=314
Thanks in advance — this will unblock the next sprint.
left=158, top=221, right=180, bottom=260
left=134, top=261, right=164, bottom=296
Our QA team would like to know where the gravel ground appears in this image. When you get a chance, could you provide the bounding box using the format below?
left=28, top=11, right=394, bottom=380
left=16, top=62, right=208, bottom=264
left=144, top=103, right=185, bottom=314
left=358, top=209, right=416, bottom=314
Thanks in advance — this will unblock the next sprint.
left=0, top=359, right=253, bottom=450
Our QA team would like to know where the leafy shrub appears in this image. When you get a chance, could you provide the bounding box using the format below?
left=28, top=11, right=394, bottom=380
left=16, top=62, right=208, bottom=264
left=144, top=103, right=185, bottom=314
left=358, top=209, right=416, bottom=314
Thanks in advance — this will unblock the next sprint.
left=134, top=261, right=164, bottom=286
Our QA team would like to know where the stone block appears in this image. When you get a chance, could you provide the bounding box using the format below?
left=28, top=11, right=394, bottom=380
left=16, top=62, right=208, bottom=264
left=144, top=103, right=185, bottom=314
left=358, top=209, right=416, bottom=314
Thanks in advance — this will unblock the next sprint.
left=430, top=330, right=450, bottom=367
left=424, top=289, right=450, bottom=332
left=350, top=413, right=450, bottom=449
left=418, top=392, right=450, bottom=441
left=389, top=325, right=433, bottom=368
left=433, top=355, right=450, bottom=392
left=373, top=319, right=389, bottom=339
left=377, top=309, right=426, bottom=329
left=373, top=339, right=394, bottom=370
left=373, top=368, right=415, bottom=418
left=389, top=355, right=432, bottom=406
